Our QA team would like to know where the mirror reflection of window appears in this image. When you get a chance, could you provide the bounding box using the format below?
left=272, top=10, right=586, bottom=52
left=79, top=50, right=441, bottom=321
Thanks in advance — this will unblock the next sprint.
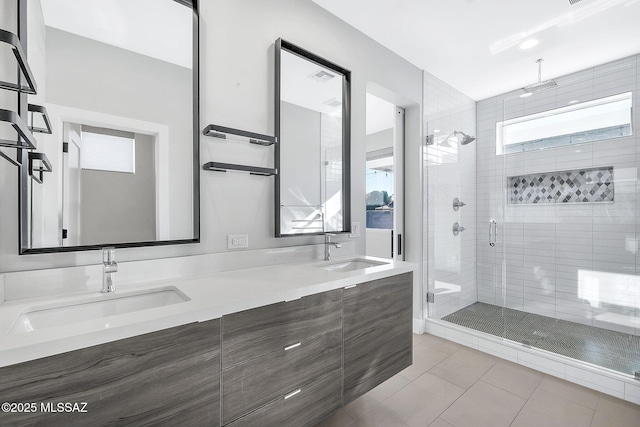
left=80, top=127, right=135, bottom=173
left=60, top=123, right=157, bottom=246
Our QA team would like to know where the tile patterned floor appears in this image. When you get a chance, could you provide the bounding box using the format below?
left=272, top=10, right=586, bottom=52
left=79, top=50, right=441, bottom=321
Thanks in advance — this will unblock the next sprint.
left=315, top=334, right=640, bottom=427
left=441, top=302, right=640, bottom=376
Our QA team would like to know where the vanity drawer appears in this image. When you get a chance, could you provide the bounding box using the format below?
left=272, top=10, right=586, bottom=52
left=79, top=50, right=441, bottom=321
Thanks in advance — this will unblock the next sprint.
left=226, top=368, right=342, bottom=427
left=222, top=327, right=342, bottom=424
left=221, top=288, right=341, bottom=368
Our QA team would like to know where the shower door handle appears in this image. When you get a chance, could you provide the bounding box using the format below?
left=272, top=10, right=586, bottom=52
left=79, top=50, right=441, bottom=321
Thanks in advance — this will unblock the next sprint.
left=489, top=220, right=497, bottom=247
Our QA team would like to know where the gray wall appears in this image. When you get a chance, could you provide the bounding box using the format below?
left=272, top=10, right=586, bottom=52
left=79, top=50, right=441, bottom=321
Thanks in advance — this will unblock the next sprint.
left=280, top=101, right=321, bottom=208
left=80, top=133, right=156, bottom=245
left=476, top=54, right=640, bottom=336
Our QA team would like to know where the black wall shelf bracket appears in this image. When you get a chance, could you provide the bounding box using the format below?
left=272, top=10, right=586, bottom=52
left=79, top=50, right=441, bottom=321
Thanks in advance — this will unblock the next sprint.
left=0, top=108, right=37, bottom=150
left=203, top=124, right=277, bottom=146
left=28, top=151, right=52, bottom=184
left=203, top=161, right=277, bottom=176
left=0, top=29, right=37, bottom=94
left=27, top=104, right=52, bottom=134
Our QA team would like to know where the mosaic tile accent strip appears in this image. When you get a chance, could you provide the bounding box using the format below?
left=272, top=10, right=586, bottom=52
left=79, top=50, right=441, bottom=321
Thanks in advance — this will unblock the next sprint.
left=508, top=167, right=614, bottom=204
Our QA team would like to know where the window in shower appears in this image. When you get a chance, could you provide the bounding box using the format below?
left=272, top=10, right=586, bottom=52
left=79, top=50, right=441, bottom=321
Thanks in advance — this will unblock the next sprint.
left=497, top=91, right=632, bottom=155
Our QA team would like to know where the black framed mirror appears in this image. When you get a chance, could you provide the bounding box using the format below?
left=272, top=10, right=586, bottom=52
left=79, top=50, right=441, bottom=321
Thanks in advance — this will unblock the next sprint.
left=275, top=38, right=351, bottom=237
left=19, top=0, right=199, bottom=253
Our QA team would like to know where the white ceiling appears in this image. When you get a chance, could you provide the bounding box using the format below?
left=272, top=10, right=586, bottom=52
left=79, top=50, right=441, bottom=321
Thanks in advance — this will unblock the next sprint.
left=280, top=49, right=344, bottom=115
left=40, top=0, right=192, bottom=68
left=312, top=0, right=640, bottom=100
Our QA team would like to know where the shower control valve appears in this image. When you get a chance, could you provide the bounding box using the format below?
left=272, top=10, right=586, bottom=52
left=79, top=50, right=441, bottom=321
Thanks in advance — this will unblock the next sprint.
left=452, top=222, right=466, bottom=236
left=453, top=197, right=466, bottom=211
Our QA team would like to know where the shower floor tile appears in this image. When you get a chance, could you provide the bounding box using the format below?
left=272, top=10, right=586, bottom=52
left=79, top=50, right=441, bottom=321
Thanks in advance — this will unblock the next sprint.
left=442, top=302, right=640, bottom=376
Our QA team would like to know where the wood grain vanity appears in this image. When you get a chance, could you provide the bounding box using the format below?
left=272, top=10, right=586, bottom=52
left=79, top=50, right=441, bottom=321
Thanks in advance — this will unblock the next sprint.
left=0, top=272, right=412, bottom=426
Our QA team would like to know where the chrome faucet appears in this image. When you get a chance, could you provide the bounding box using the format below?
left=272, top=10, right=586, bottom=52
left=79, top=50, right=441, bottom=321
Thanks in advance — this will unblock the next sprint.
left=102, top=247, right=118, bottom=293
left=324, top=233, right=342, bottom=261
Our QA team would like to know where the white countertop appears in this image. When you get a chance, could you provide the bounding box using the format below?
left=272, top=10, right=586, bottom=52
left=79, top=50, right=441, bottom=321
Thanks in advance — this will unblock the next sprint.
left=0, top=256, right=415, bottom=368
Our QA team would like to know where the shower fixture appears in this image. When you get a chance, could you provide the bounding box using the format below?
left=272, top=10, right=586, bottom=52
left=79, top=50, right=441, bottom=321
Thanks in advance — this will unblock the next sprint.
left=425, top=130, right=476, bottom=146
left=452, top=197, right=466, bottom=211
left=454, top=131, right=476, bottom=145
left=520, top=59, right=557, bottom=97
left=452, top=222, right=466, bottom=236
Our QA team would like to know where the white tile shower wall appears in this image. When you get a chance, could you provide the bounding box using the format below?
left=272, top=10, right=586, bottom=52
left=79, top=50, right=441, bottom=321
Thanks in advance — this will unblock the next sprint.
left=476, top=54, right=640, bottom=336
left=423, top=71, right=477, bottom=319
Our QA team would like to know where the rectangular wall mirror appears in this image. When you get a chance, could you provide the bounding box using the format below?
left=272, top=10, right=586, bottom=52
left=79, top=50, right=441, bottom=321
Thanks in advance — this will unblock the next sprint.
left=20, top=0, right=199, bottom=253
left=275, top=39, right=351, bottom=237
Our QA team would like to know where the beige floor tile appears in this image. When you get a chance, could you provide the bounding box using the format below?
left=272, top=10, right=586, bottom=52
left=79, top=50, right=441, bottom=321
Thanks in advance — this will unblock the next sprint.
left=511, top=387, right=594, bottom=427
left=590, top=396, right=640, bottom=427
left=413, top=333, right=428, bottom=346
left=367, top=374, right=411, bottom=402
left=535, top=375, right=602, bottom=409
left=428, top=419, right=454, bottom=427
left=440, top=381, right=526, bottom=427
left=420, top=334, right=464, bottom=355
left=379, top=373, right=465, bottom=427
left=315, top=408, right=355, bottom=427
left=400, top=344, right=451, bottom=381
left=428, top=348, right=497, bottom=389
left=481, top=360, right=543, bottom=399
left=347, top=406, right=408, bottom=427
left=343, top=392, right=379, bottom=420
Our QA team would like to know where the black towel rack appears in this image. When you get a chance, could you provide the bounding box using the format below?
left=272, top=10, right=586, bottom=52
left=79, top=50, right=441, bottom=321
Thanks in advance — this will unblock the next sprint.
left=203, top=124, right=276, bottom=146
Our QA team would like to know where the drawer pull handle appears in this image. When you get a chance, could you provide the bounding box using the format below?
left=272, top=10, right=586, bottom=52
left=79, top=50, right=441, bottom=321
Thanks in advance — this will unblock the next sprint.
left=344, top=284, right=357, bottom=289
left=284, top=342, right=301, bottom=351
left=284, top=389, right=301, bottom=400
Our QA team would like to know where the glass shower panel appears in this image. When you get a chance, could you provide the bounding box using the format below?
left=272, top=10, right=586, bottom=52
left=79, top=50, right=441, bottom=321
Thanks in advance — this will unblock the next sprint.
left=422, top=73, right=478, bottom=322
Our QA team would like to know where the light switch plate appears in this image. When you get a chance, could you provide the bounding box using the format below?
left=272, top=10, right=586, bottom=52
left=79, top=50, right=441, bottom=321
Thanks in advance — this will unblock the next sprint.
left=228, top=234, right=249, bottom=249
left=350, top=222, right=361, bottom=238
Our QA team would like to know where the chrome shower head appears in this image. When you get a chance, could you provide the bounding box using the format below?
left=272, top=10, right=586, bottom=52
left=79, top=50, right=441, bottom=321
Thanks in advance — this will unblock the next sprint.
left=521, top=59, right=557, bottom=96
left=454, top=130, right=476, bottom=145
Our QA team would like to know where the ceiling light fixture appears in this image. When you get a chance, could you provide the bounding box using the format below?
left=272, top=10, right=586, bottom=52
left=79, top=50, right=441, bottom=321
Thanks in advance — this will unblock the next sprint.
left=519, top=39, right=539, bottom=50
left=520, top=92, right=533, bottom=98
left=568, top=100, right=580, bottom=104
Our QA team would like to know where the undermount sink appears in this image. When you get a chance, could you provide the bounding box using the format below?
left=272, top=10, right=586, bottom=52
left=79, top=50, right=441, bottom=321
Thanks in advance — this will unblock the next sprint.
left=318, top=258, right=388, bottom=273
left=10, top=287, right=189, bottom=334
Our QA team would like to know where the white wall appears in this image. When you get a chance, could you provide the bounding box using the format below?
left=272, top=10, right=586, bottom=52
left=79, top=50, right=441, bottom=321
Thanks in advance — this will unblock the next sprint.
left=423, top=71, right=477, bottom=319
left=476, top=54, right=640, bottom=336
left=0, top=0, right=424, bottom=321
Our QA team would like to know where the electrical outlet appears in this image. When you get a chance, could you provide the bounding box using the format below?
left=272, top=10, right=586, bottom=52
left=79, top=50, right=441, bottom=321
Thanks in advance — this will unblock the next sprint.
left=228, top=234, right=248, bottom=249
left=350, top=222, right=361, bottom=238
